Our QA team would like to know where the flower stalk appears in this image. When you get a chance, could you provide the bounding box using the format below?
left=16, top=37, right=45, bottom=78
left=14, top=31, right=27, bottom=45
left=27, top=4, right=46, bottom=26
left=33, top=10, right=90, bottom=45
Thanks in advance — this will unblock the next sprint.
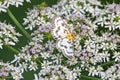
left=101, top=60, right=115, bottom=67
left=81, top=75, right=101, bottom=80
left=5, top=45, right=19, bottom=54
left=7, top=9, right=31, bottom=40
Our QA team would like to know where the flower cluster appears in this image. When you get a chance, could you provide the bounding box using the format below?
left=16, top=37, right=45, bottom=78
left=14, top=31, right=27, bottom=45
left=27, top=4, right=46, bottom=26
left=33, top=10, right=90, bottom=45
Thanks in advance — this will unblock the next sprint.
left=22, top=0, right=120, bottom=80
left=0, top=0, right=31, bottom=12
left=0, top=22, right=21, bottom=49
left=0, top=61, right=23, bottom=80
left=23, top=7, right=53, bottom=31
left=1, top=0, right=120, bottom=80
left=34, top=65, right=81, bottom=80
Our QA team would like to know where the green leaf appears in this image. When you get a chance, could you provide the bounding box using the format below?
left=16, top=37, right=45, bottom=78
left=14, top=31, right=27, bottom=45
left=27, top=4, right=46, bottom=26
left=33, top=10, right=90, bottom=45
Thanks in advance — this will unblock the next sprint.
left=37, top=2, right=47, bottom=10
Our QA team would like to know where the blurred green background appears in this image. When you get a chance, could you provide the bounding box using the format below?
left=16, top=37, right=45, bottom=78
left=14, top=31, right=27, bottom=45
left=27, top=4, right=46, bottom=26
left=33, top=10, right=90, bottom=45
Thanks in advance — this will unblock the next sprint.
left=0, top=0, right=120, bottom=80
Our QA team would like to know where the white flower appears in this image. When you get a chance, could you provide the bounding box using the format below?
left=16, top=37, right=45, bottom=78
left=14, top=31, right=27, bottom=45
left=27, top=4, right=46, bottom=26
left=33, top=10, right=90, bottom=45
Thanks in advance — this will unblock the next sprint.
left=88, top=66, right=98, bottom=76
left=50, top=75, right=59, bottom=80
left=41, top=60, right=51, bottom=69
left=87, top=0, right=101, bottom=5
left=52, top=53, right=63, bottom=64
left=96, top=66, right=103, bottom=77
left=109, top=42, right=117, bottom=50
left=62, top=67, right=69, bottom=73
left=41, top=52, right=50, bottom=59
left=36, top=17, right=45, bottom=26
left=94, top=52, right=103, bottom=64
left=11, top=67, right=23, bottom=80
left=19, top=62, right=28, bottom=72
left=92, top=6, right=102, bottom=17
left=0, top=40, right=3, bottom=49
left=100, top=72, right=106, bottom=79
left=113, top=52, right=120, bottom=62
left=61, top=5, right=71, bottom=15
left=90, top=58, right=96, bottom=65
left=67, top=58, right=78, bottom=65
left=0, top=22, right=21, bottom=48
left=29, top=61, right=38, bottom=71
left=40, top=68, right=51, bottom=76
left=4, top=38, right=15, bottom=45
left=4, top=0, right=14, bottom=7
left=69, top=0, right=77, bottom=8
left=109, top=73, right=117, bottom=80
left=66, top=71, right=77, bottom=80
left=101, top=51, right=110, bottom=62
left=12, top=0, right=24, bottom=7
left=44, top=40, right=55, bottom=53
left=23, top=18, right=29, bottom=26
left=103, top=66, right=117, bottom=80
left=26, top=0, right=31, bottom=2
left=73, top=67, right=81, bottom=76
left=73, top=4, right=83, bottom=15
left=1, top=0, right=31, bottom=12
left=87, top=20, right=98, bottom=31
left=100, top=42, right=109, bottom=50
left=23, top=7, right=40, bottom=30
left=104, top=13, right=120, bottom=31
left=24, top=54, right=32, bottom=62
left=34, top=74, right=49, bottom=80
left=84, top=3, right=94, bottom=13
left=0, top=2, right=7, bottom=12
left=34, top=74, right=39, bottom=80
left=94, top=16, right=106, bottom=26
left=84, top=39, right=92, bottom=47
left=11, top=55, right=21, bottom=63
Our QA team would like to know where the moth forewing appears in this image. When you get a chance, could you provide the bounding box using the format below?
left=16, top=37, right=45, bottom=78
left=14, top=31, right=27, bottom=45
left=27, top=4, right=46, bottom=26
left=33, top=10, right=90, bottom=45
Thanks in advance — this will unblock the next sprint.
left=51, top=16, right=68, bottom=39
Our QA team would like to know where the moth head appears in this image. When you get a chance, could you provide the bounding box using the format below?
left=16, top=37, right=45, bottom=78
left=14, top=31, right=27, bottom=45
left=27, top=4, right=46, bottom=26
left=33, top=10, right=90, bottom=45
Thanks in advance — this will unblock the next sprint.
left=66, top=31, right=76, bottom=41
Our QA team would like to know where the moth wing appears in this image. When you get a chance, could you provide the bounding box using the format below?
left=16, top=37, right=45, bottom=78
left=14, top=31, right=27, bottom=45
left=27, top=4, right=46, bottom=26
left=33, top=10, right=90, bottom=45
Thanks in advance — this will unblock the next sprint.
left=52, top=16, right=68, bottom=39
left=57, top=39, right=74, bottom=59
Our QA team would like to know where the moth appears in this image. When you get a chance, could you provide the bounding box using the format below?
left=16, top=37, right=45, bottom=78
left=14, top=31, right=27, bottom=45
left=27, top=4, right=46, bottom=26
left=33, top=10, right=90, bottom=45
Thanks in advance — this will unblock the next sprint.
left=51, top=16, right=77, bottom=59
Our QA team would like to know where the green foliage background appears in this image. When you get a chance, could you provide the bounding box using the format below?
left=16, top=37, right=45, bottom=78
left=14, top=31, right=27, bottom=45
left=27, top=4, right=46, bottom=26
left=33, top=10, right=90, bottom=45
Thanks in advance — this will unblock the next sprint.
left=0, top=0, right=120, bottom=80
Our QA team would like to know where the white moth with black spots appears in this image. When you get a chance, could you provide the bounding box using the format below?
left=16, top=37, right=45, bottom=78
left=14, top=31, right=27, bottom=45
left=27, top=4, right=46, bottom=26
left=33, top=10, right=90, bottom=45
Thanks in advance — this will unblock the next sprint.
left=51, top=16, right=78, bottom=59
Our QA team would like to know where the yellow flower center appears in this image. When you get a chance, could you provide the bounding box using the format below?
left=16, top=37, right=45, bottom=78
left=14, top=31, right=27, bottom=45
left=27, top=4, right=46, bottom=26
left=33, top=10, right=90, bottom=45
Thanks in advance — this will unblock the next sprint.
left=66, top=31, right=76, bottom=41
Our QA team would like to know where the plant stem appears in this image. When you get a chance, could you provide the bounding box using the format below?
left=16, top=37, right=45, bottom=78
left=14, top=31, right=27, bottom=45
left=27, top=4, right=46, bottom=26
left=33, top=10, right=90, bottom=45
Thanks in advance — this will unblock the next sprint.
left=2, top=76, right=12, bottom=79
left=5, top=45, right=19, bottom=54
left=100, top=60, right=115, bottom=67
left=36, top=58, right=42, bottom=64
left=7, top=9, right=31, bottom=40
left=81, top=75, right=101, bottom=80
